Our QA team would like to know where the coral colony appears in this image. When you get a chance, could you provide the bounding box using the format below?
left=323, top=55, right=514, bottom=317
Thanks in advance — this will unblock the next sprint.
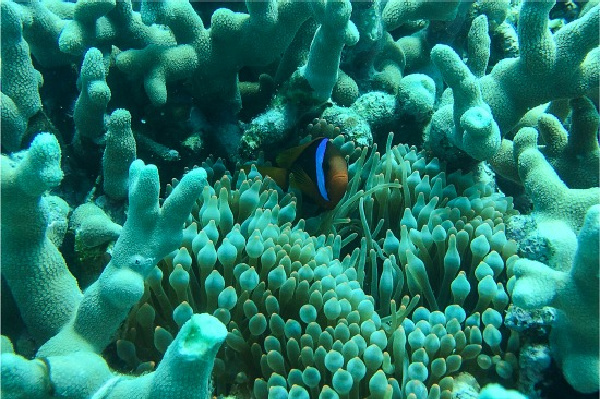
left=1, top=0, right=598, bottom=398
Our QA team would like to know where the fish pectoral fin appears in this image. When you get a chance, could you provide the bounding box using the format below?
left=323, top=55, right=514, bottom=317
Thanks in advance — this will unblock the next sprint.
left=290, top=166, right=326, bottom=205
left=289, top=165, right=311, bottom=186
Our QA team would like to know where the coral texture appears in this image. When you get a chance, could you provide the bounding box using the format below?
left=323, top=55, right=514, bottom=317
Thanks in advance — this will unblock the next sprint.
left=1, top=0, right=599, bottom=397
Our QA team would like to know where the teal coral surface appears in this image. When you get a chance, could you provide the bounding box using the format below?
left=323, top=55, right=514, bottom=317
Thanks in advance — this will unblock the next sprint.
left=1, top=1, right=598, bottom=399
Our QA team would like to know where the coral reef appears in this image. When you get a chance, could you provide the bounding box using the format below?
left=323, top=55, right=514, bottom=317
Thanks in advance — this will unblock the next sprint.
left=490, top=97, right=600, bottom=190
left=1, top=0, right=599, bottom=398
left=2, top=133, right=80, bottom=343
left=1, top=0, right=43, bottom=152
left=427, top=0, right=598, bottom=163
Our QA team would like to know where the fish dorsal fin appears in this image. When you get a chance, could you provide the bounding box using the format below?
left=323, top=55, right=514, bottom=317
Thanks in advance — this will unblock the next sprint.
left=241, top=165, right=289, bottom=189
left=276, top=139, right=319, bottom=169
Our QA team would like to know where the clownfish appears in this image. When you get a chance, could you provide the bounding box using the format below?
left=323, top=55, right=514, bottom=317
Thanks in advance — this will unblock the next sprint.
left=250, top=138, right=348, bottom=210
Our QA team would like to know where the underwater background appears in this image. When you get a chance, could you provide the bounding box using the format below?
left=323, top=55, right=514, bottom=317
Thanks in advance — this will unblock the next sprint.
left=1, top=0, right=599, bottom=398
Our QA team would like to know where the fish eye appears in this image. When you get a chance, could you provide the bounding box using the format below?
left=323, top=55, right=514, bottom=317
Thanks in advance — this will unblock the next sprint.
left=131, top=255, right=145, bottom=268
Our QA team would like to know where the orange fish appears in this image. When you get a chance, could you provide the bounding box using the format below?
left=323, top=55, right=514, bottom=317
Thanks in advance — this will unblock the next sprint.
left=251, top=138, right=348, bottom=210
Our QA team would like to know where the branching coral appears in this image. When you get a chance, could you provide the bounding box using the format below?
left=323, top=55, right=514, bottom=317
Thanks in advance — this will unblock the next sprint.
left=382, top=0, right=461, bottom=32
left=513, top=129, right=600, bottom=234
left=490, top=97, right=600, bottom=189
left=512, top=205, right=599, bottom=393
left=103, top=109, right=136, bottom=201
left=2, top=312, right=227, bottom=399
left=2, top=133, right=226, bottom=399
left=72, top=46, right=111, bottom=158
left=115, top=0, right=313, bottom=111
left=1, top=133, right=81, bottom=343
left=503, top=101, right=600, bottom=394
left=428, top=0, right=599, bottom=162
left=1, top=0, right=43, bottom=152
left=296, top=0, right=359, bottom=101
left=38, top=158, right=208, bottom=356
